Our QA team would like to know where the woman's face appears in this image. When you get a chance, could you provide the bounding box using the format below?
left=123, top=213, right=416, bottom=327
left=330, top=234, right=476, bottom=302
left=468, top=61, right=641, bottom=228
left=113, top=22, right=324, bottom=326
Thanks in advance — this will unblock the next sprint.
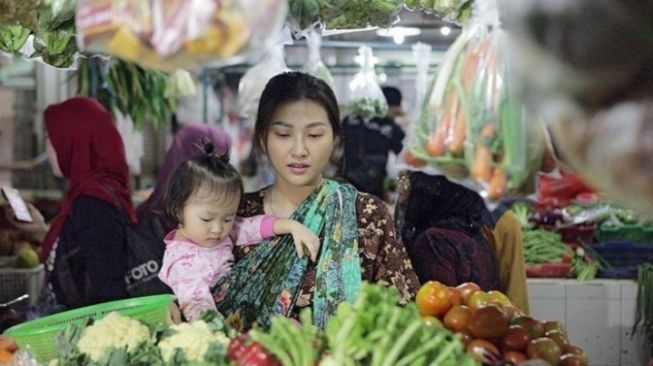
left=45, top=137, right=62, bottom=178
left=265, top=98, right=335, bottom=189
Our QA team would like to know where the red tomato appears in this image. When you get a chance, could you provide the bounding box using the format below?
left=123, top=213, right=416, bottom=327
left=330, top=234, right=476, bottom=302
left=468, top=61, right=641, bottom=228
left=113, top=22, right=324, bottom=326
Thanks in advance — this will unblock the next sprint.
left=565, top=345, right=588, bottom=363
left=501, top=325, right=531, bottom=352
left=467, top=339, right=500, bottom=364
left=449, top=287, right=464, bottom=306
left=527, top=337, right=562, bottom=366
left=456, top=282, right=481, bottom=304
left=545, top=329, right=569, bottom=351
left=416, top=281, right=452, bottom=317
left=511, top=316, right=545, bottom=339
left=503, top=350, right=527, bottom=364
left=467, top=304, right=509, bottom=339
left=559, top=353, right=588, bottom=366
left=443, top=305, right=472, bottom=332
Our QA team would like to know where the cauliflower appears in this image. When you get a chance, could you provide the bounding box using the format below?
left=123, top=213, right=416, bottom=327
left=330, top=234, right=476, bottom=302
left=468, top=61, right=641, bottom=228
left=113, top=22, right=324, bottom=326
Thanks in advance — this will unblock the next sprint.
left=76, top=312, right=150, bottom=362
left=158, top=321, right=230, bottom=363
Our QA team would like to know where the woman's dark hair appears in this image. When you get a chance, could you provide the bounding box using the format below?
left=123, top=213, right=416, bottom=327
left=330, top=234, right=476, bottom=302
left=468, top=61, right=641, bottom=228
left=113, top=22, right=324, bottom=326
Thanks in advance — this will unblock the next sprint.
left=253, top=71, right=342, bottom=152
left=163, top=142, right=243, bottom=227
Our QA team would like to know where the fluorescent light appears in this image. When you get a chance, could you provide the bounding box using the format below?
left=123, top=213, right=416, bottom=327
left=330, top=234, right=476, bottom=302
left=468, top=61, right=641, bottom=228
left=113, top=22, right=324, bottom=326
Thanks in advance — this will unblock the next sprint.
left=376, top=27, right=422, bottom=39
left=440, top=26, right=451, bottom=36
left=393, top=33, right=405, bottom=44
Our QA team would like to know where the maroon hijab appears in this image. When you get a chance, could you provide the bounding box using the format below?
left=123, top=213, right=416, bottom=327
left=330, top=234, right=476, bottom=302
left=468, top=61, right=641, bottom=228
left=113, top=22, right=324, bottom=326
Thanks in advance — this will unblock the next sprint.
left=41, top=97, right=137, bottom=261
left=136, top=123, right=231, bottom=224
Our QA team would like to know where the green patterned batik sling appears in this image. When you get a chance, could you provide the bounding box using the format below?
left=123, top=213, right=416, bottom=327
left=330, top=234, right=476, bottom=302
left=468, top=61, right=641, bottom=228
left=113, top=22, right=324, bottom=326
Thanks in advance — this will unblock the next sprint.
left=211, top=179, right=362, bottom=330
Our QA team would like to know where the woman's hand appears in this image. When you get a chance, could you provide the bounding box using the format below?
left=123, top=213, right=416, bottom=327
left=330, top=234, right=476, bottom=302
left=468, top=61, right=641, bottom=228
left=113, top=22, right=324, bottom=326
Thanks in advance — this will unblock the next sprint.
left=289, top=222, right=320, bottom=262
left=167, top=302, right=182, bottom=324
left=3, top=204, right=48, bottom=243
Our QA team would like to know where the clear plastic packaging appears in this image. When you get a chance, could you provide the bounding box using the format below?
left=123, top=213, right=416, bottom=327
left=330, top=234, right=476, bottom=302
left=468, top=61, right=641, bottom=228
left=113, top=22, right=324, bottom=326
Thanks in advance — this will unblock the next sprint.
left=403, top=0, right=473, bottom=25
left=318, top=0, right=403, bottom=30
left=346, top=46, right=388, bottom=119
left=237, top=45, right=289, bottom=120
left=287, top=0, right=320, bottom=38
left=75, top=0, right=288, bottom=71
left=411, top=42, right=432, bottom=123
left=302, top=30, right=335, bottom=92
left=401, top=0, right=543, bottom=200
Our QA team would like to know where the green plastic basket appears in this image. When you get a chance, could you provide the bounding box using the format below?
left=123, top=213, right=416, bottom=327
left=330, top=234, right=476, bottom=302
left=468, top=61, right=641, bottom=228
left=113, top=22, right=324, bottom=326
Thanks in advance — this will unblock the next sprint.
left=597, top=224, right=653, bottom=245
left=2, top=294, right=175, bottom=362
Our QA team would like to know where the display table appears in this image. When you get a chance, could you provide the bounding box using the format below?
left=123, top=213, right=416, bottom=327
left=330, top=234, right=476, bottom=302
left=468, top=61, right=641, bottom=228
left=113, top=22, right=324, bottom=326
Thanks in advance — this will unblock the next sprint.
left=527, top=278, right=649, bottom=366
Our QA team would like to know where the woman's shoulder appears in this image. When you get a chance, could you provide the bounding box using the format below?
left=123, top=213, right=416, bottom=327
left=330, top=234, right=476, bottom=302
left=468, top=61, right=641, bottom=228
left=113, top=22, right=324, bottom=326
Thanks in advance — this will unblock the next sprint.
left=354, top=191, right=391, bottom=221
left=72, top=195, right=122, bottom=214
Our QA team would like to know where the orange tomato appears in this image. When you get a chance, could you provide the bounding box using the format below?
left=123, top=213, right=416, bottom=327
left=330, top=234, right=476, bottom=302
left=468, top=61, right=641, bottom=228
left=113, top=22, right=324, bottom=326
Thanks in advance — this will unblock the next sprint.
left=443, top=305, right=472, bottom=332
left=456, top=282, right=481, bottom=304
left=467, top=291, right=490, bottom=310
left=416, top=281, right=452, bottom=317
left=0, top=349, right=13, bottom=363
left=449, top=287, right=464, bottom=306
left=487, top=290, right=511, bottom=306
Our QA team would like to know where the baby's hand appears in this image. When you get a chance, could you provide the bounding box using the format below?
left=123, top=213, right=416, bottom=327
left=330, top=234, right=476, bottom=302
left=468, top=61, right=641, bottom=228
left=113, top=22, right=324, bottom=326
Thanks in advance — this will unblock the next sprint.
left=289, top=222, right=320, bottom=262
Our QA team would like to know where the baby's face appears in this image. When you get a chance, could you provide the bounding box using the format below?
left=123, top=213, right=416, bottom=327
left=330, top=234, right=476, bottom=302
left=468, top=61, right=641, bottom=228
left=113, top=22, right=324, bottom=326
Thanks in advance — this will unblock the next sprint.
left=178, top=192, right=240, bottom=248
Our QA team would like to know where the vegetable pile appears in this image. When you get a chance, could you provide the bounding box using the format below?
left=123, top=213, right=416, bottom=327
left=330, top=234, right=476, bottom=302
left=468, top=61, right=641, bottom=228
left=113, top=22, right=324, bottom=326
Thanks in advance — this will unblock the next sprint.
left=318, top=0, right=403, bottom=30
left=403, top=5, right=543, bottom=201
left=416, top=281, right=589, bottom=366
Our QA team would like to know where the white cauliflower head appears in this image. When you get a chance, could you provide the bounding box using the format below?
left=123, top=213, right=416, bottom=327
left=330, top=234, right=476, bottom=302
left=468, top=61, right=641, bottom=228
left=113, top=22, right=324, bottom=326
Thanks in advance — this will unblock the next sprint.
left=76, top=312, right=150, bottom=362
left=158, top=321, right=230, bottom=363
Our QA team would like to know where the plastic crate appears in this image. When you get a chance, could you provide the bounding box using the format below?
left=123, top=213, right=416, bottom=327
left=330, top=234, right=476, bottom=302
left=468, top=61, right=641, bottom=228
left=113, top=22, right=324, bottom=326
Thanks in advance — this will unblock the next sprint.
left=0, top=265, right=44, bottom=307
left=526, top=263, right=572, bottom=278
left=596, top=224, right=653, bottom=245
left=591, top=241, right=653, bottom=279
left=3, top=294, right=175, bottom=362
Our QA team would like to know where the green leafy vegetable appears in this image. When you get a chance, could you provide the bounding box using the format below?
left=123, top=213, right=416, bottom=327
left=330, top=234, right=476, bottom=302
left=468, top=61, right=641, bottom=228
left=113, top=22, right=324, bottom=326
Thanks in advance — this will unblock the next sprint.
left=319, top=0, right=402, bottom=29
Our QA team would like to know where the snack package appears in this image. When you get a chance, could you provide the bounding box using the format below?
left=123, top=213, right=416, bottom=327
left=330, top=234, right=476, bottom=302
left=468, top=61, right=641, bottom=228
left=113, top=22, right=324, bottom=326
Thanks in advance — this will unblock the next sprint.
left=501, top=0, right=653, bottom=215
left=346, top=46, right=388, bottom=119
left=302, top=30, right=335, bottom=92
left=237, top=45, right=289, bottom=121
left=75, top=0, right=288, bottom=71
left=401, top=0, right=542, bottom=200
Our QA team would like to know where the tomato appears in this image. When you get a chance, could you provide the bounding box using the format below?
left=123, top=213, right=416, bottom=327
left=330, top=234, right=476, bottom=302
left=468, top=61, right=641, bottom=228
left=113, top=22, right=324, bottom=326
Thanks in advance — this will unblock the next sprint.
left=559, top=354, right=588, bottom=366
left=527, top=337, right=562, bottom=366
left=228, top=336, right=249, bottom=361
left=416, top=281, right=452, bottom=317
left=0, top=336, right=18, bottom=354
left=543, top=320, right=565, bottom=334
left=487, top=290, right=511, bottom=306
left=461, top=331, right=474, bottom=348
left=236, top=342, right=281, bottom=366
left=511, top=316, right=545, bottom=339
left=449, top=287, right=464, bottom=306
left=0, top=349, right=14, bottom=364
left=443, top=305, right=472, bottom=332
left=564, top=345, right=588, bottom=362
left=467, top=304, right=509, bottom=339
left=422, top=315, right=444, bottom=328
left=503, top=350, right=527, bottom=364
left=467, top=339, right=500, bottom=364
left=501, top=325, right=531, bottom=352
left=545, top=329, right=569, bottom=351
left=501, top=304, right=524, bottom=320
left=457, top=282, right=481, bottom=304
left=467, top=291, right=490, bottom=310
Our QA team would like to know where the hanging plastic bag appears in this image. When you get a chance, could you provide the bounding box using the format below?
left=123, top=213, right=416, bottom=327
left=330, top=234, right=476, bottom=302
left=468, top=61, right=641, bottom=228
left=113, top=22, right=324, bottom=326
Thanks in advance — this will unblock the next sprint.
left=302, top=30, right=335, bottom=92
left=75, top=0, right=288, bottom=71
left=318, top=0, right=403, bottom=30
left=287, top=0, right=320, bottom=38
left=237, top=45, right=290, bottom=121
left=401, top=0, right=542, bottom=200
left=404, top=0, right=473, bottom=25
left=346, top=46, right=388, bottom=119
left=411, top=42, right=432, bottom=123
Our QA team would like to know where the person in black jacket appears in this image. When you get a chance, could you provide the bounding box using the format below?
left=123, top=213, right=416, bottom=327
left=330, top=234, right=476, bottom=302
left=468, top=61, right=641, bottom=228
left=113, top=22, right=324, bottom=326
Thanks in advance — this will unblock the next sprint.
left=5, top=97, right=136, bottom=311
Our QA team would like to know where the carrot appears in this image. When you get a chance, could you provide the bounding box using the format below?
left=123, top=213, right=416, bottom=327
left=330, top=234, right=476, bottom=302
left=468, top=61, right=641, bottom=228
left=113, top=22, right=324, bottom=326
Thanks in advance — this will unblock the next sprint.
left=481, top=123, right=496, bottom=138
left=488, top=168, right=507, bottom=200
left=0, top=349, right=14, bottom=363
left=427, top=126, right=447, bottom=156
left=460, top=38, right=491, bottom=92
left=448, top=103, right=467, bottom=155
left=404, top=150, right=426, bottom=167
left=472, top=145, right=493, bottom=183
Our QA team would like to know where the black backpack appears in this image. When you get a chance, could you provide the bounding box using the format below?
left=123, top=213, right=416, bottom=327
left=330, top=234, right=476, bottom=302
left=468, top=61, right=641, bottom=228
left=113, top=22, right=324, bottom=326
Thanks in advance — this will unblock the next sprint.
left=123, top=216, right=172, bottom=297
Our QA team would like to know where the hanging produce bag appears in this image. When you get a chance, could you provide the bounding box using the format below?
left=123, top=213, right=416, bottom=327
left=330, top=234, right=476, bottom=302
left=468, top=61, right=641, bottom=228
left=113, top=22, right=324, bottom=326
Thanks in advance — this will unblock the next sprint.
left=402, top=0, right=542, bottom=200
left=302, top=30, right=335, bottom=92
left=75, top=0, right=287, bottom=71
left=287, top=0, right=320, bottom=38
left=404, top=0, right=473, bottom=24
left=318, top=0, right=403, bottom=30
left=346, top=46, right=388, bottom=119
left=237, top=46, right=290, bottom=121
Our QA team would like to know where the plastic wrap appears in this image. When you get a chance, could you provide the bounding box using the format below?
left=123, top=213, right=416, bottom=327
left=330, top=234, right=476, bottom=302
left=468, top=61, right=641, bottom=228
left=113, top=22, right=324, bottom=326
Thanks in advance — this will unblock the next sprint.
left=401, top=0, right=542, bottom=200
left=411, top=42, right=432, bottom=123
left=404, top=0, right=473, bottom=24
left=302, top=30, right=335, bottom=92
left=287, top=0, right=320, bottom=38
left=237, top=46, right=289, bottom=120
left=501, top=0, right=653, bottom=215
left=75, top=0, right=287, bottom=71
left=318, top=0, right=403, bottom=30
left=346, top=46, right=388, bottom=119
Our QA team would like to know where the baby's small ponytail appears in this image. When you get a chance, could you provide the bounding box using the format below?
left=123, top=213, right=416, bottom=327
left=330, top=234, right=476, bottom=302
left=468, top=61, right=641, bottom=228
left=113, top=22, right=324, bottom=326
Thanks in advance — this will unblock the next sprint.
left=199, top=140, right=230, bottom=163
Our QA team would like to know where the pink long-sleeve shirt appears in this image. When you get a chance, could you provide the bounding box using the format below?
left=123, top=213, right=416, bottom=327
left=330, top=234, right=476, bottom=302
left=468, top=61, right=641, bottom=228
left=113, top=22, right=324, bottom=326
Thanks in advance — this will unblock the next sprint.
left=158, top=215, right=276, bottom=321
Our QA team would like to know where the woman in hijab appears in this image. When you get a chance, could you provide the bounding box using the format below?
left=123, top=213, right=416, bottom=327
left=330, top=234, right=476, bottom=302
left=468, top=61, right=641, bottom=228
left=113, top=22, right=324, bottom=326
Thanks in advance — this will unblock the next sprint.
left=136, top=123, right=231, bottom=231
left=395, top=171, right=500, bottom=291
left=5, top=97, right=136, bottom=310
